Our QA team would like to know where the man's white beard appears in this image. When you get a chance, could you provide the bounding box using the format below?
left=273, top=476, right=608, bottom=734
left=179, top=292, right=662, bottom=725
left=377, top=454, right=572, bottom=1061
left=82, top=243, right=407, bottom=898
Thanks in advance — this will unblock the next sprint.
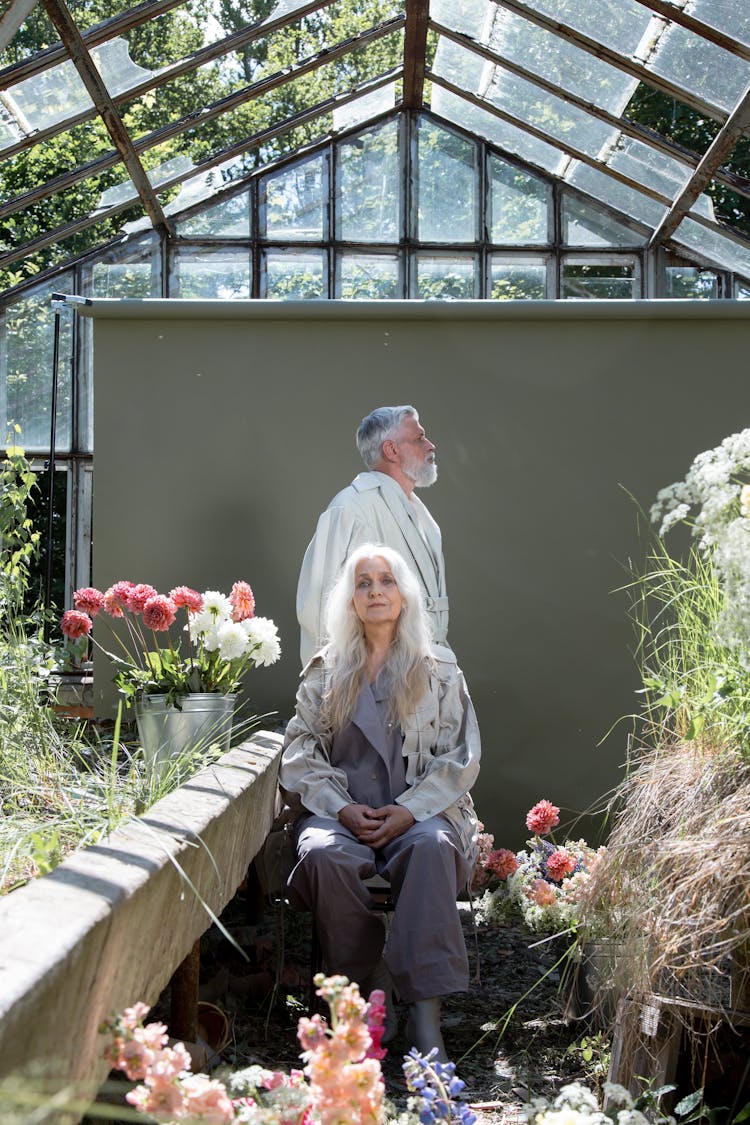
left=406, top=459, right=438, bottom=489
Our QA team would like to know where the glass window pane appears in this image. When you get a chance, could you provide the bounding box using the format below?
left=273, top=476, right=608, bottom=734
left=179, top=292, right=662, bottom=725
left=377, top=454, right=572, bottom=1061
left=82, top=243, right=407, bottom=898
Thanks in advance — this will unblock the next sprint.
left=735, top=282, right=750, bottom=299
left=417, top=119, right=478, bottom=243
left=562, top=259, right=637, bottom=298
left=337, top=253, right=400, bottom=298
left=430, top=88, right=566, bottom=175
left=414, top=254, right=477, bottom=298
left=337, top=119, right=400, bottom=242
left=562, top=193, right=647, bottom=246
left=331, top=82, right=397, bottom=133
left=490, top=258, right=548, bottom=299
left=674, top=216, right=750, bottom=279
left=175, top=191, right=252, bottom=238
left=169, top=248, right=251, bottom=298
left=565, top=162, right=668, bottom=228
left=664, top=266, right=718, bottom=299
left=489, top=154, right=551, bottom=243
left=688, top=0, right=750, bottom=47
left=263, top=249, right=325, bottom=299
left=518, top=0, right=651, bottom=56
left=260, top=154, right=326, bottom=240
left=2, top=277, right=75, bottom=450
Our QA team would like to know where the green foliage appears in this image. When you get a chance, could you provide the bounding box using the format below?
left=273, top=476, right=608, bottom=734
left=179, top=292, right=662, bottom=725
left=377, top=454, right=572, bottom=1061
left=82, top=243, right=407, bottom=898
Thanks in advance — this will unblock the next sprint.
left=0, top=425, right=40, bottom=600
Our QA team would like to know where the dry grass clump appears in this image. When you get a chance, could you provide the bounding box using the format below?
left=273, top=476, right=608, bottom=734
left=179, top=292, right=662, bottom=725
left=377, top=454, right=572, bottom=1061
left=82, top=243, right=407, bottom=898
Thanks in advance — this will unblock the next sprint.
left=580, top=736, right=750, bottom=1017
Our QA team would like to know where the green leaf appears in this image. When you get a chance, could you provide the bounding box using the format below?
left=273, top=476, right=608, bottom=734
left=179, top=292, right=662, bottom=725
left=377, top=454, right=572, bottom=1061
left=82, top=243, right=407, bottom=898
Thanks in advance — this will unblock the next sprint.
left=674, top=1090, right=704, bottom=1116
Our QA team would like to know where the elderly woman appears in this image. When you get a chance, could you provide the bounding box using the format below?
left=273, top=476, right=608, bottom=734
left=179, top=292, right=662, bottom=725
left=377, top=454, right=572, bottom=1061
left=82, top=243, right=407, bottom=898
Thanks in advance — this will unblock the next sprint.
left=279, top=543, right=480, bottom=1059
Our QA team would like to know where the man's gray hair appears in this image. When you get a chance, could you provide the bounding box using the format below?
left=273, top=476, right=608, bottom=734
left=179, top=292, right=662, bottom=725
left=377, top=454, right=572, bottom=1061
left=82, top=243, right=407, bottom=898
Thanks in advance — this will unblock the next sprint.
left=355, top=405, right=418, bottom=469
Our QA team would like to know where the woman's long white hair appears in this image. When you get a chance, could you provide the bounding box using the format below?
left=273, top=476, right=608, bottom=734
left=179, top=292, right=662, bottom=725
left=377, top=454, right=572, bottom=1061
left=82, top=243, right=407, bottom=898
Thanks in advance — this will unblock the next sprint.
left=321, top=543, right=434, bottom=733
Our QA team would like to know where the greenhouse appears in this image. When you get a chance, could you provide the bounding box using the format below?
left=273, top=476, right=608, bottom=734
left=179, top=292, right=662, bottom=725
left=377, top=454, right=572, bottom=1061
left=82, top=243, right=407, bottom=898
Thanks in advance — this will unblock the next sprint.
left=1, top=1, right=750, bottom=1123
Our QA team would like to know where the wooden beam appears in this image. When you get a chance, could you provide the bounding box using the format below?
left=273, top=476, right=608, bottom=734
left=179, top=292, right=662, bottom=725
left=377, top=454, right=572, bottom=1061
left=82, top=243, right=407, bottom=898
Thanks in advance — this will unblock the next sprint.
left=41, top=0, right=172, bottom=237
left=634, top=0, right=750, bottom=63
left=650, top=79, right=750, bottom=247
left=402, top=0, right=429, bottom=108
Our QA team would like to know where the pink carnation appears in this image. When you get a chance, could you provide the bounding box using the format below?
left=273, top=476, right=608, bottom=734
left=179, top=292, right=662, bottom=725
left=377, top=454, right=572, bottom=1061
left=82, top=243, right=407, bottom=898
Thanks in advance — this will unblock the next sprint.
left=169, top=585, right=203, bottom=612
left=61, top=609, right=93, bottom=640
left=485, top=848, right=519, bottom=880
left=230, top=580, right=255, bottom=621
left=73, top=586, right=105, bottom=617
left=127, top=583, right=158, bottom=614
left=546, top=848, right=577, bottom=882
left=526, top=799, right=560, bottom=836
left=142, top=595, right=176, bottom=632
left=528, top=878, right=558, bottom=907
left=102, top=581, right=134, bottom=617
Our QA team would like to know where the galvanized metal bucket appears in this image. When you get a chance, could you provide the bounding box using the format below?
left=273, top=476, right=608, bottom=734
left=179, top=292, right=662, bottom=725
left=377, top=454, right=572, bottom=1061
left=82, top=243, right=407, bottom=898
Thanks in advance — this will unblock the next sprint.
left=135, top=692, right=237, bottom=772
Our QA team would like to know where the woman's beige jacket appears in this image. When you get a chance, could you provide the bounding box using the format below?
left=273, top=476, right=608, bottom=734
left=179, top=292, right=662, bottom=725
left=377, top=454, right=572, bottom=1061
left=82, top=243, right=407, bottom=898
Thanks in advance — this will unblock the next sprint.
left=279, top=644, right=481, bottom=862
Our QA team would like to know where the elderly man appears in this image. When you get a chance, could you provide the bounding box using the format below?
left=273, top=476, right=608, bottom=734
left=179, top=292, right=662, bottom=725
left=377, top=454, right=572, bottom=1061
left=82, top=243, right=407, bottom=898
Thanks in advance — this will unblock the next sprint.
left=296, top=405, right=449, bottom=664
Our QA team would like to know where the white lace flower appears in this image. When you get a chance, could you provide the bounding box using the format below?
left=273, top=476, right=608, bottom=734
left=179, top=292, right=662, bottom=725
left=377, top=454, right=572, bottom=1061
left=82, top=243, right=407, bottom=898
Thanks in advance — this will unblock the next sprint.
left=217, top=621, right=250, bottom=661
left=243, top=616, right=281, bottom=666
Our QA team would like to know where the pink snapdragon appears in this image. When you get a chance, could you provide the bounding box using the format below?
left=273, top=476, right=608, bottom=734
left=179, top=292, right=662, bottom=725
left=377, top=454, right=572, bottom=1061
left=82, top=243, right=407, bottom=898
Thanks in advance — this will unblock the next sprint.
left=364, top=989, right=387, bottom=1061
left=61, top=609, right=93, bottom=640
left=546, top=848, right=577, bottom=882
left=525, top=799, right=560, bottom=836
left=73, top=586, right=105, bottom=617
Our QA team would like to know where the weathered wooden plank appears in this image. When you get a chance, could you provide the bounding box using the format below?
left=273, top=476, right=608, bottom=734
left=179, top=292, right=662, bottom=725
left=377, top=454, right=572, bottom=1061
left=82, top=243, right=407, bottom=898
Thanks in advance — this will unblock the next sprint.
left=0, top=731, right=283, bottom=1117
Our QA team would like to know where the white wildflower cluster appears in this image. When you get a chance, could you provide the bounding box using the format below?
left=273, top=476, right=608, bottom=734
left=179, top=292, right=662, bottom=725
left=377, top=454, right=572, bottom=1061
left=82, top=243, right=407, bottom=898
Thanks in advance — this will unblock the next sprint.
left=650, top=428, right=750, bottom=654
left=524, top=1082, right=662, bottom=1125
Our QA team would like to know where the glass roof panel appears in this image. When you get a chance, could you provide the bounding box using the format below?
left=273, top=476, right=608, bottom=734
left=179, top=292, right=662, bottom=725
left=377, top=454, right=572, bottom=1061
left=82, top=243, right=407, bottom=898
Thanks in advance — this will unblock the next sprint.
left=514, top=0, right=653, bottom=56
left=687, top=0, right=750, bottom=47
left=433, top=1, right=640, bottom=117
left=605, top=135, right=692, bottom=198
left=430, top=86, right=567, bottom=174
left=175, top=190, right=251, bottom=238
left=0, top=58, right=94, bottom=140
left=674, top=214, right=750, bottom=278
left=0, top=119, right=113, bottom=204
left=565, top=160, right=668, bottom=226
left=0, top=0, right=152, bottom=61
left=562, top=191, right=648, bottom=246
left=647, top=23, right=750, bottom=113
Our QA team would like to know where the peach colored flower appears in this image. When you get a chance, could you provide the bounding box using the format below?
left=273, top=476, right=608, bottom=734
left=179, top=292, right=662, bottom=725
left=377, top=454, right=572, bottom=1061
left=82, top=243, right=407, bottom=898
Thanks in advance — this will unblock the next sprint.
left=169, top=585, right=203, bottom=612
left=230, top=580, right=255, bottom=621
left=142, top=595, right=176, bottom=632
left=485, top=848, right=519, bottom=880
left=546, top=848, right=577, bottom=882
left=61, top=609, right=93, bottom=640
left=528, top=878, right=558, bottom=907
left=526, top=799, right=560, bottom=836
left=127, top=583, right=158, bottom=613
left=127, top=1076, right=185, bottom=1117
left=298, top=1014, right=328, bottom=1052
left=180, top=1074, right=235, bottom=1123
left=73, top=586, right=105, bottom=617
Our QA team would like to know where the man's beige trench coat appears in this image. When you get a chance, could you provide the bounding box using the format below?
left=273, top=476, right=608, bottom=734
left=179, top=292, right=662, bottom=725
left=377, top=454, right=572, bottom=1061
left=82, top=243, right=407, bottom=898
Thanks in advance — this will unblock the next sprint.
left=296, top=470, right=449, bottom=664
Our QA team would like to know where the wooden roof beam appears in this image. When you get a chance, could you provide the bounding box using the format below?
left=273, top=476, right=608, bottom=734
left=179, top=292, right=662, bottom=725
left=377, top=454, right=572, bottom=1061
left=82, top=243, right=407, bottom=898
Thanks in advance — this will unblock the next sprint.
left=634, top=0, right=750, bottom=63
left=41, top=0, right=172, bottom=237
left=402, top=0, right=429, bottom=108
left=649, top=79, right=750, bottom=248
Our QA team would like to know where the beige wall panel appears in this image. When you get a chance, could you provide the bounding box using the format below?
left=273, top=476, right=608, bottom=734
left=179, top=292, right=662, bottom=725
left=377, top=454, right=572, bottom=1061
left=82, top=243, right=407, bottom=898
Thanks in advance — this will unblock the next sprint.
left=88, top=300, right=750, bottom=846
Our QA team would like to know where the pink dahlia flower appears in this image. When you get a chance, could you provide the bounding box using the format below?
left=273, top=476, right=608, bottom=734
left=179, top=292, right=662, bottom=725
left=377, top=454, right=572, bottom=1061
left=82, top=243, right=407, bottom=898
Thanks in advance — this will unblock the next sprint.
left=127, top=583, right=158, bottom=614
left=73, top=586, right=105, bottom=617
left=230, top=580, right=255, bottom=621
left=142, top=595, right=176, bottom=632
left=546, top=848, right=577, bottom=882
left=485, top=848, right=519, bottom=880
left=61, top=609, right=93, bottom=640
left=526, top=799, right=560, bottom=836
left=169, top=585, right=203, bottom=612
